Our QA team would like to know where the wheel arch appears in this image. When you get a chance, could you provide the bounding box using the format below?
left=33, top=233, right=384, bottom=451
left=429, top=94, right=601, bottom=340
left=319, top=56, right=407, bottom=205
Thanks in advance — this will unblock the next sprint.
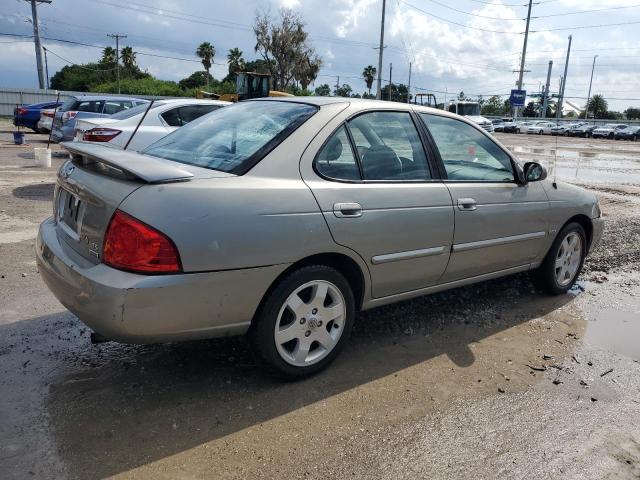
left=561, top=214, right=594, bottom=251
left=251, top=252, right=367, bottom=327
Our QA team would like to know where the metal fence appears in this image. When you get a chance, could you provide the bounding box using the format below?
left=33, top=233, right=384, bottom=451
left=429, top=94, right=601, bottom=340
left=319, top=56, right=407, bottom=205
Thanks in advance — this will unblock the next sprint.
left=0, top=87, right=173, bottom=117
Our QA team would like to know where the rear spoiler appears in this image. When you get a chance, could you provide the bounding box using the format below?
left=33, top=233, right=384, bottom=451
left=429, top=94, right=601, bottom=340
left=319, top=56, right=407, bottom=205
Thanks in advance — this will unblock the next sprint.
left=62, top=142, right=194, bottom=184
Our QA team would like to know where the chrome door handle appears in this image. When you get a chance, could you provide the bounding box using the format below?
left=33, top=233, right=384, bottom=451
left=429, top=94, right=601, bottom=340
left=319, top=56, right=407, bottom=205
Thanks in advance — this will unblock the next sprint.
left=333, top=202, right=362, bottom=218
left=457, top=198, right=477, bottom=211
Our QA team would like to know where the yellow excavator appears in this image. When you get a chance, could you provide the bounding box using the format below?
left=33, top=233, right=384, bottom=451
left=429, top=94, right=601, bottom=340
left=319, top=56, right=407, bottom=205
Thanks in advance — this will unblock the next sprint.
left=197, top=72, right=293, bottom=102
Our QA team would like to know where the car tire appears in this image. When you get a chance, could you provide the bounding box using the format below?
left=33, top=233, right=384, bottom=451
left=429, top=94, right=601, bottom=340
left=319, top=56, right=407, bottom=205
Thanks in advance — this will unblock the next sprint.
left=249, top=265, right=356, bottom=379
left=539, top=130, right=543, bottom=135
left=531, top=222, right=587, bottom=295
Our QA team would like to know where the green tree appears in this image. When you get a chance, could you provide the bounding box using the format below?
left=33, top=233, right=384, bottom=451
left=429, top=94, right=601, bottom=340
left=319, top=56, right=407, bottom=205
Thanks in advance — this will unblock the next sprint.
left=227, top=47, right=246, bottom=80
left=587, top=94, right=608, bottom=119
left=334, top=83, right=353, bottom=97
left=314, top=83, right=331, bottom=96
left=481, top=95, right=504, bottom=116
left=100, top=47, right=116, bottom=66
left=178, top=71, right=214, bottom=90
left=120, top=46, right=136, bottom=69
left=196, top=42, right=216, bottom=86
left=362, top=65, right=376, bottom=95
left=253, top=8, right=321, bottom=90
left=522, top=101, right=537, bottom=118
left=624, top=107, right=640, bottom=120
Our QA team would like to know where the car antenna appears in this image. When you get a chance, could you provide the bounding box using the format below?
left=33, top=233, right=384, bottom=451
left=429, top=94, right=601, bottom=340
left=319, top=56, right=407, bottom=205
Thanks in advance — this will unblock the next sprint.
left=552, top=123, right=558, bottom=189
left=124, top=99, right=155, bottom=151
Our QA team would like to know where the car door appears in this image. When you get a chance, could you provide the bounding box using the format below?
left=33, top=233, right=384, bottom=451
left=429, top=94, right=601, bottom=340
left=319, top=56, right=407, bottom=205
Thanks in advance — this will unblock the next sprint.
left=420, top=113, right=549, bottom=283
left=301, top=109, right=454, bottom=298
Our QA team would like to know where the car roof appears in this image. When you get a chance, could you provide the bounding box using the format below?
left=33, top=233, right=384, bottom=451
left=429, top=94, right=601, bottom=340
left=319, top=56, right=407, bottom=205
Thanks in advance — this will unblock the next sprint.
left=69, top=95, right=146, bottom=102
left=249, top=96, right=453, bottom=116
left=156, top=98, right=230, bottom=105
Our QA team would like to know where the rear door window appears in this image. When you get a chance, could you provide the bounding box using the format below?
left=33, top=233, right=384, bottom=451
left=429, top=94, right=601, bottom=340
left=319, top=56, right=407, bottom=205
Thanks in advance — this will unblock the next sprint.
left=161, top=104, right=223, bottom=127
left=76, top=101, right=104, bottom=113
left=102, top=101, right=134, bottom=115
left=347, top=111, right=431, bottom=181
left=315, top=126, right=361, bottom=181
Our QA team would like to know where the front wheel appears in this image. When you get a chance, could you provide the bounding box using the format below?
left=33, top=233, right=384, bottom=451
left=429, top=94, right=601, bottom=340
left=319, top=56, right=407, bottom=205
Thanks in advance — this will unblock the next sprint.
left=539, top=130, right=544, bottom=135
left=531, top=223, right=587, bottom=295
left=249, top=265, right=355, bottom=379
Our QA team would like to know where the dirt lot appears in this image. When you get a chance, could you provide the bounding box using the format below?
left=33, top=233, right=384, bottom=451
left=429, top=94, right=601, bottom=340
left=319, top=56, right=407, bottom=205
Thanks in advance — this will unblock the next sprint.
left=1, top=122, right=639, bottom=479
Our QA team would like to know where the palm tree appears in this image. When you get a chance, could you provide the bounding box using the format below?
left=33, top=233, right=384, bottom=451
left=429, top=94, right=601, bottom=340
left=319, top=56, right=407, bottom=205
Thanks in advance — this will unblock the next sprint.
left=196, top=42, right=216, bottom=86
left=120, top=46, right=136, bottom=69
left=101, top=46, right=116, bottom=65
left=587, top=94, right=608, bottom=119
left=362, top=65, right=376, bottom=95
left=227, top=47, right=245, bottom=76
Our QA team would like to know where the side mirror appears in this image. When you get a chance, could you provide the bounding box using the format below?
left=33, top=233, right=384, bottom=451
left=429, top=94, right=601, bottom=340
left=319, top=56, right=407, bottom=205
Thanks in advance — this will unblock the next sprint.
left=523, top=162, right=547, bottom=183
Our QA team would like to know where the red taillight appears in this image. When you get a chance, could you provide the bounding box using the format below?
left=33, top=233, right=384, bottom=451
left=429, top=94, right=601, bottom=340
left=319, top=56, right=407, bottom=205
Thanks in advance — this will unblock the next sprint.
left=83, top=128, right=121, bottom=142
left=16, top=107, right=28, bottom=116
left=103, top=210, right=181, bottom=274
left=42, top=111, right=54, bottom=118
left=62, top=111, right=78, bottom=123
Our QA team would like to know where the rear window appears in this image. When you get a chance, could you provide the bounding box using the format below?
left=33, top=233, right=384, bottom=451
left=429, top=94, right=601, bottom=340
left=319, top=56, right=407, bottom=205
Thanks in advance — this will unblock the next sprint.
left=110, top=101, right=161, bottom=120
left=144, top=101, right=318, bottom=174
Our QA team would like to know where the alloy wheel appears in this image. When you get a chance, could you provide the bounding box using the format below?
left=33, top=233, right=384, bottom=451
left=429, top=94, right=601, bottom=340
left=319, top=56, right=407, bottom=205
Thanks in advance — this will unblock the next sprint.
left=274, top=280, right=346, bottom=367
left=554, top=232, right=583, bottom=287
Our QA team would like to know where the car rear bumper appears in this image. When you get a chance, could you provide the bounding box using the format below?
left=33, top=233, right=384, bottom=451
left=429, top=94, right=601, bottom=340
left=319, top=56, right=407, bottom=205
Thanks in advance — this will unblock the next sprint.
left=36, top=217, right=288, bottom=343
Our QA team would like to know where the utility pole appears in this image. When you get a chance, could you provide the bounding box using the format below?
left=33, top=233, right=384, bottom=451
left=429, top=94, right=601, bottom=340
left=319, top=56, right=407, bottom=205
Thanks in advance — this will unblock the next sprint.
left=376, top=0, right=386, bottom=99
left=389, top=62, right=392, bottom=101
left=43, top=46, right=50, bottom=89
left=557, top=35, right=572, bottom=120
left=407, top=61, right=412, bottom=103
left=585, top=55, right=598, bottom=119
left=24, top=0, right=51, bottom=89
left=335, top=76, right=339, bottom=96
left=515, top=0, right=533, bottom=119
left=541, top=60, right=553, bottom=119
left=107, top=33, right=127, bottom=94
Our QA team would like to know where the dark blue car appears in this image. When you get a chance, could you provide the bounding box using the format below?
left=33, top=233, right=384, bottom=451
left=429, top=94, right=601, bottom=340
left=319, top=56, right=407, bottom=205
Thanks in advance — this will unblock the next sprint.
left=13, top=101, right=63, bottom=132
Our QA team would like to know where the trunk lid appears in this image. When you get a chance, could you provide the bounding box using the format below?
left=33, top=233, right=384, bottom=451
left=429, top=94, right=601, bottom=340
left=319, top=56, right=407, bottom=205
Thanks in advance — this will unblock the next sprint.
left=55, top=142, right=232, bottom=264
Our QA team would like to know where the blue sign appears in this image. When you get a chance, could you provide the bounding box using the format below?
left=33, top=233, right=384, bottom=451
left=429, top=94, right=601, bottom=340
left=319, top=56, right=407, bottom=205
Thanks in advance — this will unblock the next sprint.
left=510, top=89, right=526, bottom=107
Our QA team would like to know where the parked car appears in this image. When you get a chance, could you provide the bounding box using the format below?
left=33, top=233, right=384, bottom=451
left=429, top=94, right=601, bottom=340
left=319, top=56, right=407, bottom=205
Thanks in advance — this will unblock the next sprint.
left=591, top=124, right=629, bottom=139
left=37, top=108, right=57, bottom=133
left=36, top=98, right=603, bottom=378
left=13, top=101, right=63, bottom=133
left=613, top=125, right=640, bottom=141
left=550, top=122, right=585, bottom=136
left=527, top=121, right=556, bottom=135
left=500, top=118, right=518, bottom=133
left=567, top=124, right=597, bottom=138
left=50, top=96, right=147, bottom=142
left=515, top=121, right=534, bottom=134
left=74, top=99, right=230, bottom=151
left=491, top=119, right=504, bottom=132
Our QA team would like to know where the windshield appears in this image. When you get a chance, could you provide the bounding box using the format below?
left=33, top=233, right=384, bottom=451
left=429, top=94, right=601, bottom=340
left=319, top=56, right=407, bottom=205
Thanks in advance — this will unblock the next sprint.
left=144, top=101, right=318, bottom=174
left=59, top=98, right=77, bottom=112
left=456, top=104, right=481, bottom=116
left=109, top=101, right=161, bottom=120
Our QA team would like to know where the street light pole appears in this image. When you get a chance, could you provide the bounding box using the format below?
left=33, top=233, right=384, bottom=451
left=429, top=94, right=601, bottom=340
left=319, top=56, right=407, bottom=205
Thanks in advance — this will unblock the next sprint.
left=585, top=55, right=598, bottom=120
left=375, top=0, right=386, bottom=100
left=541, top=60, right=553, bottom=119
left=557, top=35, right=572, bottom=120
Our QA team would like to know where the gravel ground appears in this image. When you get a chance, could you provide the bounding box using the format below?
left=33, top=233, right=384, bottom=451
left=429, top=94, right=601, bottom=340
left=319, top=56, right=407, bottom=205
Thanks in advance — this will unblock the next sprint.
left=0, top=123, right=639, bottom=479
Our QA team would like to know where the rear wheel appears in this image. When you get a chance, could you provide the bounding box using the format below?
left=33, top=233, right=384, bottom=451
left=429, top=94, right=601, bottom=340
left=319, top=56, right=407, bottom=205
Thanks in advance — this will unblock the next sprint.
left=531, top=222, right=586, bottom=295
left=249, top=265, right=355, bottom=379
left=539, top=130, right=544, bottom=135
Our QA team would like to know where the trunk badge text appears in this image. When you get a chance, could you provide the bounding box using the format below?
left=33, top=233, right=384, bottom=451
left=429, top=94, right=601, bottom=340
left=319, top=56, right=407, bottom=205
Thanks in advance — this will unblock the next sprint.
left=61, top=163, right=75, bottom=179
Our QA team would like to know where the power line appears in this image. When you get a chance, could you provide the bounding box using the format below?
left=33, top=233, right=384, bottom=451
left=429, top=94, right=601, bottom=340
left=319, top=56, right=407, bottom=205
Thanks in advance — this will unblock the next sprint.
left=399, top=0, right=524, bottom=34
left=418, top=0, right=525, bottom=20
left=532, top=3, right=640, bottom=18
left=531, top=19, right=640, bottom=33
left=42, top=46, right=117, bottom=71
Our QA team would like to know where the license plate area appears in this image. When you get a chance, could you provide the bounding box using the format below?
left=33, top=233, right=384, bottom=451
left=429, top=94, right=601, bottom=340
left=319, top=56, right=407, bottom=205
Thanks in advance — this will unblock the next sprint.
left=57, top=188, right=84, bottom=239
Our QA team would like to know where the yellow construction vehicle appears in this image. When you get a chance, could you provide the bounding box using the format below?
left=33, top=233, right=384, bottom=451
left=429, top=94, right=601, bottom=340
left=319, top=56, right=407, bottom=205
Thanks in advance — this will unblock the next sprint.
left=197, top=72, right=293, bottom=102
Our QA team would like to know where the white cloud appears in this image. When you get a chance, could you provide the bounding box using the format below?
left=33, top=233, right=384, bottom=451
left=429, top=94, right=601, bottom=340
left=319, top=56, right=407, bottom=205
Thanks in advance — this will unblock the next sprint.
left=333, top=0, right=379, bottom=38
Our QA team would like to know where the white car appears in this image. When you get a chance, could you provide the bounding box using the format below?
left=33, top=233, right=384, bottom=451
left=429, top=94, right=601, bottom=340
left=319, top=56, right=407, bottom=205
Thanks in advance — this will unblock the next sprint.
left=74, top=99, right=230, bottom=151
left=37, top=108, right=56, bottom=133
left=527, top=121, right=556, bottom=135
left=591, top=124, right=629, bottom=139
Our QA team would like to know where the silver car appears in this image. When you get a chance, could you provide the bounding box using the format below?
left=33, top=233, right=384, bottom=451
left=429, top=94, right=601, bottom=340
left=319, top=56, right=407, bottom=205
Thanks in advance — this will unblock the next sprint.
left=36, top=98, right=604, bottom=378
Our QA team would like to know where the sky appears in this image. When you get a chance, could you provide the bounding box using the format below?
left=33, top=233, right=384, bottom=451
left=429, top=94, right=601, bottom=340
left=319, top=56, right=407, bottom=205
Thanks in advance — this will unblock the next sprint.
left=1, top=0, right=639, bottom=111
